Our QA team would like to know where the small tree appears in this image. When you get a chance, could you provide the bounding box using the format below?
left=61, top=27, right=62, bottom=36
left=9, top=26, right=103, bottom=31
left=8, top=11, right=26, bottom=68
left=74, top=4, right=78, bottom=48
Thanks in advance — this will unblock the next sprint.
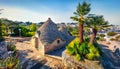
left=107, top=31, right=117, bottom=36
left=30, top=23, right=37, bottom=32
left=71, top=1, right=91, bottom=43
left=86, top=14, right=109, bottom=44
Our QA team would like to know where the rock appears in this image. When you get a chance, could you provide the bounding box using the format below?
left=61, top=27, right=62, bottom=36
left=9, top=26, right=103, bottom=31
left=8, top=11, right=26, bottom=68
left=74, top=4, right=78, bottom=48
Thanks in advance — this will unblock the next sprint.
left=62, top=50, right=104, bottom=69
left=100, top=56, right=115, bottom=69
left=0, top=41, right=8, bottom=59
left=113, top=48, right=120, bottom=56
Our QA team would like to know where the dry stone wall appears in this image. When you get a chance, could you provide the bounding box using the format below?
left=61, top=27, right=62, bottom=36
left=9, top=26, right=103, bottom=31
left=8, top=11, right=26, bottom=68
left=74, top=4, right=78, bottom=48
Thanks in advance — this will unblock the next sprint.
left=0, top=41, right=8, bottom=59
left=62, top=50, right=104, bottom=69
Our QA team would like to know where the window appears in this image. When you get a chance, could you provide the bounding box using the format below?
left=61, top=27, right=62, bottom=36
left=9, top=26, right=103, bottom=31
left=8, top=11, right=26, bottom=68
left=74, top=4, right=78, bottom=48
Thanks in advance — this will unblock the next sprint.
left=57, top=40, right=60, bottom=44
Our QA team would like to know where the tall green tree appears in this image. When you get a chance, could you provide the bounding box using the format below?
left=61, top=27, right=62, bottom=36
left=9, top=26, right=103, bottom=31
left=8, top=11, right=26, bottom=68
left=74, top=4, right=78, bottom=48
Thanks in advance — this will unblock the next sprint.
left=71, top=1, right=91, bottom=43
left=86, top=14, right=109, bottom=44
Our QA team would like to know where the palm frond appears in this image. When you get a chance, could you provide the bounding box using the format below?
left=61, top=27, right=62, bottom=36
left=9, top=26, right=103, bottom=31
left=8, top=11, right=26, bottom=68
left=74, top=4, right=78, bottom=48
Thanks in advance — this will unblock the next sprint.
left=86, top=14, right=110, bottom=30
left=70, top=16, right=79, bottom=21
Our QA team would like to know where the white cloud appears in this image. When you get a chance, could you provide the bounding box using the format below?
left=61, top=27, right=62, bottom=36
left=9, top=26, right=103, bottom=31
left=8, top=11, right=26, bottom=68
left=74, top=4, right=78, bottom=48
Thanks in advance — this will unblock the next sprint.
left=0, top=5, right=48, bottom=22
left=0, top=5, right=73, bottom=23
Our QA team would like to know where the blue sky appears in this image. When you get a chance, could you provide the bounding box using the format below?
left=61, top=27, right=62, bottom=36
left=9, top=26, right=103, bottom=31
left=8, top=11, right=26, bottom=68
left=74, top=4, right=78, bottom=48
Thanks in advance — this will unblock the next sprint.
left=0, top=0, right=120, bottom=25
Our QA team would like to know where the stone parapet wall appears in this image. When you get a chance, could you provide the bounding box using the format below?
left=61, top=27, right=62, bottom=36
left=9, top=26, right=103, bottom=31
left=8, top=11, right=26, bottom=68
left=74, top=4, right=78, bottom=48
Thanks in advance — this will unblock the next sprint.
left=62, top=50, right=104, bottom=69
left=0, top=41, right=8, bottom=59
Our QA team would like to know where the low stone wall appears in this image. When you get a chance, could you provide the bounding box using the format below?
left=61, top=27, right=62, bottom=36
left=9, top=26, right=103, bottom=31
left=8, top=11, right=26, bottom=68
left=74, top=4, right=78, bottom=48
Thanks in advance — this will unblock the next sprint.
left=0, top=41, right=8, bottom=59
left=62, top=50, right=104, bottom=69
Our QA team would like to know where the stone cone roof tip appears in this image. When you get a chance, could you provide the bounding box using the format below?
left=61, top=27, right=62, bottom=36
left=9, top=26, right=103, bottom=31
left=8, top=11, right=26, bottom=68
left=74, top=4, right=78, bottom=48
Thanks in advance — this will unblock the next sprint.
left=39, top=18, right=55, bottom=31
left=48, top=18, right=51, bottom=20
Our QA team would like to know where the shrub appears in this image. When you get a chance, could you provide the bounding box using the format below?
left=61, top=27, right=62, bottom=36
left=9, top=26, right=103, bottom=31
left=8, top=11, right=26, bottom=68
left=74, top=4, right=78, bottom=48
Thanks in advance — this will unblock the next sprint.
left=66, top=37, right=102, bottom=61
left=115, top=35, right=120, bottom=41
left=13, top=25, right=35, bottom=37
left=110, top=38, right=116, bottom=41
left=107, top=32, right=117, bottom=36
left=96, top=37, right=105, bottom=41
left=87, top=44, right=100, bottom=60
left=7, top=45, right=16, bottom=51
left=66, top=27, right=78, bottom=36
left=0, top=56, right=20, bottom=69
left=99, top=34, right=105, bottom=37
left=7, top=44, right=18, bottom=57
left=26, top=32, right=35, bottom=37
left=0, top=44, right=20, bottom=69
left=66, top=42, right=89, bottom=60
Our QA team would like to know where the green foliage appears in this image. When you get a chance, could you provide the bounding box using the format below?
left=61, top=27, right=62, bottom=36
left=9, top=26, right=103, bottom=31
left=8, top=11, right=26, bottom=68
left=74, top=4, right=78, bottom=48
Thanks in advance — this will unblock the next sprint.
left=107, top=31, right=117, bottom=36
left=0, top=56, right=19, bottom=69
left=96, top=34, right=106, bottom=41
left=86, top=14, right=109, bottom=30
left=7, top=44, right=18, bottom=57
left=87, top=44, right=100, bottom=60
left=30, top=23, right=37, bottom=31
left=7, top=45, right=16, bottom=51
left=99, top=34, right=105, bottom=37
left=66, top=46, right=75, bottom=55
left=84, top=36, right=90, bottom=42
left=13, top=24, right=36, bottom=37
left=0, top=44, right=20, bottom=69
left=70, top=29, right=78, bottom=36
left=26, top=32, right=35, bottom=37
left=66, top=26, right=78, bottom=36
left=66, top=37, right=103, bottom=61
left=71, top=1, right=91, bottom=24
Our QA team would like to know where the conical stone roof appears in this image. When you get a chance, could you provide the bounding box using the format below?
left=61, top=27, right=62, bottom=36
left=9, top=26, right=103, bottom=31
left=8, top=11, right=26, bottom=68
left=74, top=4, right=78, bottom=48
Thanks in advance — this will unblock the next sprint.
left=37, top=18, right=64, bottom=46
left=59, top=26, right=74, bottom=42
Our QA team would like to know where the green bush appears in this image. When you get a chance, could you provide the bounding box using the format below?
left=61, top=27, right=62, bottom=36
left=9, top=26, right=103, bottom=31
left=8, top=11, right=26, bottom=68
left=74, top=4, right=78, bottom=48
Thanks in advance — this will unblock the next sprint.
left=87, top=44, right=100, bottom=60
left=26, top=32, right=35, bottom=37
left=0, top=56, right=20, bottom=69
left=13, top=26, right=35, bottom=37
left=66, top=27, right=78, bottom=36
left=107, top=32, right=117, bottom=36
left=66, top=37, right=102, bottom=61
left=7, top=44, right=18, bottom=57
left=7, top=45, right=16, bottom=51
left=99, top=34, right=105, bottom=37
left=0, top=44, right=20, bottom=69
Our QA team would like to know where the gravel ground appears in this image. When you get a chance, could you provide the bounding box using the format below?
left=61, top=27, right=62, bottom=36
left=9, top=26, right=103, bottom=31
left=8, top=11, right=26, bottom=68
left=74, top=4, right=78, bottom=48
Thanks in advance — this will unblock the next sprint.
left=15, top=41, right=64, bottom=69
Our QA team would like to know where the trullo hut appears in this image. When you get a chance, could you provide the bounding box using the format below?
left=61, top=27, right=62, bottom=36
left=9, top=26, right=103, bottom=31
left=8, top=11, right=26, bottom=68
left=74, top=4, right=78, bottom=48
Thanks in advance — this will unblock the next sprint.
left=31, top=18, right=73, bottom=56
